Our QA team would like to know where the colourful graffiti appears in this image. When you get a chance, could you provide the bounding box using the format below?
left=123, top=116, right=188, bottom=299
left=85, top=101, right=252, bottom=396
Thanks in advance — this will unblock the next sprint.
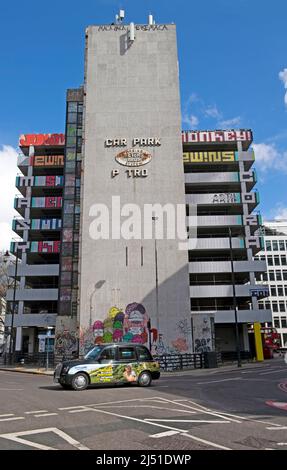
left=55, top=330, right=78, bottom=356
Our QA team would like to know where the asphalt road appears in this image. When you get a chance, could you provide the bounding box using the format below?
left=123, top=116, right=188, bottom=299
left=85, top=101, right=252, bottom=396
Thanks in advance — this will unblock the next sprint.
left=0, top=358, right=286, bottom=451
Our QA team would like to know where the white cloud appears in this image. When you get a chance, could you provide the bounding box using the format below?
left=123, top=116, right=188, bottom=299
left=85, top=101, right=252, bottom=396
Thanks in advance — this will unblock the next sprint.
left=279, top=68, right=287, bottom=107
left=182, top=113, right=199, bottom=128
left=204, top=105, right=222, bottom=119
left=0, top=145, right=19, bottom=250
left=218, top=116, right=241, bottom=128
left=274, top=207, right=287, bottom=220
left=253, top=142, right=287, bottom=172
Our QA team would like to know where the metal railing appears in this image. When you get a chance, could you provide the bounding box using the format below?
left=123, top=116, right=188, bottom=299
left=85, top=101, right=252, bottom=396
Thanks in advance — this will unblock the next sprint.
left=154, top=353, right=203, bottom=371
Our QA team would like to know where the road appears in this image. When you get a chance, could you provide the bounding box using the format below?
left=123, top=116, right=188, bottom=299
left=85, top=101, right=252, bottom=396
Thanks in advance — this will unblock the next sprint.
left=0, top=358, right=286, bottom=450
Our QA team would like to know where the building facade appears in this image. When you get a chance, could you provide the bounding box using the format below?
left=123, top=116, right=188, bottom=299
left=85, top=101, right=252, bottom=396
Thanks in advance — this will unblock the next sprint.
left=256, top=220, right=287, bottom=347
left=5, top=17, right=271, bottom=357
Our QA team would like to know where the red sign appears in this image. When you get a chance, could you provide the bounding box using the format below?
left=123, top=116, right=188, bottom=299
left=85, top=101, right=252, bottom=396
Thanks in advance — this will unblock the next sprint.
left=19, top=134, right=65, bottom=147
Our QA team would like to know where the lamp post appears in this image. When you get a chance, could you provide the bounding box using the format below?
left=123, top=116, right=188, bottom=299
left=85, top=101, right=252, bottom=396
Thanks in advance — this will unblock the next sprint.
left=152, top=217, right=160, bottom=333
left=89, top=280, right=106, bottom=327
left=4, top=249, right=19, bottom=365
left=228, top=228, right=241, bottom=367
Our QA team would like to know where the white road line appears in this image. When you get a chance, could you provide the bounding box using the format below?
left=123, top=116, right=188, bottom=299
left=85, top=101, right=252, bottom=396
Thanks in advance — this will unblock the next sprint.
left=266, top=427, right=287, bottom=430
left=179, top=432, right=231, bottom=450
left=0, top=389, right=24, bottom=391
left=277, top=443, right=287, bottom=446
left=34, top=413, right=58, bottom=418
left=91, top=405, right=197, bottom=414
left=89, top=406, right=231, bottom=450
left=197, top=377, right=242, bottom=385
left=259, top=369, right=286, bottom=375
left=0, top=417, right=25, bottom=422
left=152, top=397, right=241, bottom=423
left=69, top=409, right=91, bottom=414
left=0, top=427, right=89, bottom=451
left=150, top=430, right=180, bottom=438
left=58, top=398, right=146, bottom=410
left=0, top=414, right=14, bottom=418
left=145, top=419, right=230, bottom=424
left=25, top=410, right=48, bottom=414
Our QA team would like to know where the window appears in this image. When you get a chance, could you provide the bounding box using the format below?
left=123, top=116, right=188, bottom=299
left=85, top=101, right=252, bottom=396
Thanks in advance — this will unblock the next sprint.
left=279, top=240, right=285, bottom=251
left=273, top=317, right=280, bottom=328
left=270, top=286, right=277, bottom=297
left=283, top=334, right=287, bottom=347
left=272, top=302, right=279, bottom=313
left=285, top=286, right=287, bottom=296
left=282, top=270, right=287, bottom=281
left=67, top=112, right=77, bottom=123
left=136, top=346, right=152, bottom=361
left=269, top=270, right=275, bottom=281
left=266, top=241, right=272, bottom=251
left=68, top=102, right=77, bottom=112
left=262, top=272, right=268, bottom=281
left=258, top=302, right=264, bottom=310
left=274, top=256, right=280, bottom=266
left=267, top=256, right=273, bottom=266
left=281, top=255, right=287, bottom=266
left=278, top=285, right=284, bottom=296
left=281, top=317, right=287, bottom=328
left=99, top=347, right=116, bottom=361
left=279, top=302, right=285, bottom=312
left=276, top=271, right=282, bottom=281
left=272, top=241, right=279, bottom=251
left=265, top=301, right=271, bottom=310
left=118, top=347, right=136, bottom=361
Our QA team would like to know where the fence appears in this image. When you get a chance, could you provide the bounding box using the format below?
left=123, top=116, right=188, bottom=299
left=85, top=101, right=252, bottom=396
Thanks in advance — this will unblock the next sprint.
left=154, top=353, right=204, bottom=371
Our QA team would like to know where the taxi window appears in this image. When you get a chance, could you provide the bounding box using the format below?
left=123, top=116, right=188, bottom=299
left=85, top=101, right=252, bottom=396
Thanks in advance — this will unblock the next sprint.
left=118, top=347, right=136, bottom=361
left=136, top=346, right=153, bottom=361
left=99, top=347, right=116, bottom=361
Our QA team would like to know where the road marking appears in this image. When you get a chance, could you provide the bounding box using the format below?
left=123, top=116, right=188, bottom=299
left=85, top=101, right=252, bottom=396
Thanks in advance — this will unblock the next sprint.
left=0, top=417, right=25, bottom=422
left=93, top=405, right=197, bottom=414
left=34, top=413, right=58, bottom=418
left=25, top=410, right=48, bottom=414
left=0, top=427, right=89, bottom=451
left=277, top=443, right=287, bottom=446
left=266, top=427, right=287, bottom=430
left=0, top=414, right=14, bottom=418
left=145, top=419, right=230, bottom=424
left=259, top=369, right=286, bottom=375
left=197, top=377, right=242, bottom=385
left=0, top=388, right=24, bottom=391
left=150, top=430, right=179, bottom=438
left=88, top=406, right=231, bottom=450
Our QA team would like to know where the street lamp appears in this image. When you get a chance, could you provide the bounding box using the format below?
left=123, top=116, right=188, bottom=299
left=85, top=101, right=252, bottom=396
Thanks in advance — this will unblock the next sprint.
left=228, top=228, right=241, bottom=367
left=152, top=217, right=160, bottom=333
left=89, top=280, right=106, bottom=327
left=3, top=249, right=19, bottom=365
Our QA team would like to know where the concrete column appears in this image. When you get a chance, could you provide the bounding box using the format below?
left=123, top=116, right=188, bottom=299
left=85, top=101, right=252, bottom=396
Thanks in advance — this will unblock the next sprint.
left=15, top=327, right=22, bottom=351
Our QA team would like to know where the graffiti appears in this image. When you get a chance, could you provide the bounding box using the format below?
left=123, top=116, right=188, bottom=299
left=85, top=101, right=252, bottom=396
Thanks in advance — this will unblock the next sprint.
left=79, top=327, right=94, bottom=354
left=183, top=151, right=236, bottom=164
left=19, top=133, right=65, bottom=147
left=194, top=338, right=211, bottom=353
left=182, top=130, right=252, bottom=144
left=55, top=330, right=77, bottom=356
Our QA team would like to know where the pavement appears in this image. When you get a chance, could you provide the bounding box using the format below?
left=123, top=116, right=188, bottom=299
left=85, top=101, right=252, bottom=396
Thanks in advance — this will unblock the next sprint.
left=0, top=357, right=286, bottom=450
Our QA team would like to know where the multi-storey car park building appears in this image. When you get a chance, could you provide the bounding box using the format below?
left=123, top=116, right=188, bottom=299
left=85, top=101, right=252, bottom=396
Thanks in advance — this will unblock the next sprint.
left=256, top=220, right=287, bottom=347
left=5, top=15, right=271, bottom=358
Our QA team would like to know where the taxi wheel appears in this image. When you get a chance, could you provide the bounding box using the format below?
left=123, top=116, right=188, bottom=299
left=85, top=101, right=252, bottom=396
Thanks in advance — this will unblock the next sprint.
left=71, top=373, right=89, bottom=391
left=138, top=371, right=152, bottom=387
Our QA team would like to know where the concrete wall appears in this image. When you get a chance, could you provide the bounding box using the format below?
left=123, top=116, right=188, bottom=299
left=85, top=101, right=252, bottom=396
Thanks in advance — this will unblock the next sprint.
left=78, top=24, right=191, bottom=355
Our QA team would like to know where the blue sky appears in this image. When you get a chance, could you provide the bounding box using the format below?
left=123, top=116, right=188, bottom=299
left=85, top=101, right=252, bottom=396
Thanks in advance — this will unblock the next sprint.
left=0, top=0, right=287, bottom=248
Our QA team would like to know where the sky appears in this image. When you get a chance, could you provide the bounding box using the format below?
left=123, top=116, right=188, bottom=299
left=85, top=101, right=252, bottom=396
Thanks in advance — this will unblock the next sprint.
left=0, top=0, right=287, bottom=249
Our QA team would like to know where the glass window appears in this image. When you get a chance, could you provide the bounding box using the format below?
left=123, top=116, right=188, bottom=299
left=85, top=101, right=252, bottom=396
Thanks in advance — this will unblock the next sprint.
left=66, top=150, right=76, bottom=161
left=67, top=112, right=77, bottom=123
left=266, top=241, right=272, bottom=251
left=272, top=241, right=279, bottom=251
left=270, top=286, right=277, bottom=297
left=265, top=301, right=271, bottom=309
left=283, top=270, right=287, bottom=281
left=276, top=271, right=282, bottom=281
left=66, top=136, right=77, bottom=146
left=273, top=302, right=279, bottom=313
left=281, top=317, right=287, bottom=328
left=274, top=256, right=280, bottom=266
left=285, top=286, right=287, bottom=296
left=283, top=333, right=287, bottom=346
left=258, top=302, right=264, bottom=310
left=281, top=255, right=287, bottom=266
left=68, top=102, right=77, bottom=112
left=278, top=285, right=284, bottom=296
left=279, top=302, right=285, bottom=312
left=267, top=256, right=273, bottom=266
left=66, top=161, right=76, bottom=172
left=136, top=346, right=153, bottom=361
left=118, top=347, right=136, bottom=361
left=269, top=270, right=275, bottom=281
left=262, top=272, right=268, bottom=281
left=99, top=347, right=116, bottom=361
left=273, top=317, right=280, bottom=328
left=67, top=125, right=77, bottom=137
left=85, top=346, right=103, bottom=360
left=61, top=257, right=72, bottom=271
left=279, top=240, right=285, bottom=251
left=61, top=271, right=72, bottom=285
left=60, top=288, right=71, bottom=301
